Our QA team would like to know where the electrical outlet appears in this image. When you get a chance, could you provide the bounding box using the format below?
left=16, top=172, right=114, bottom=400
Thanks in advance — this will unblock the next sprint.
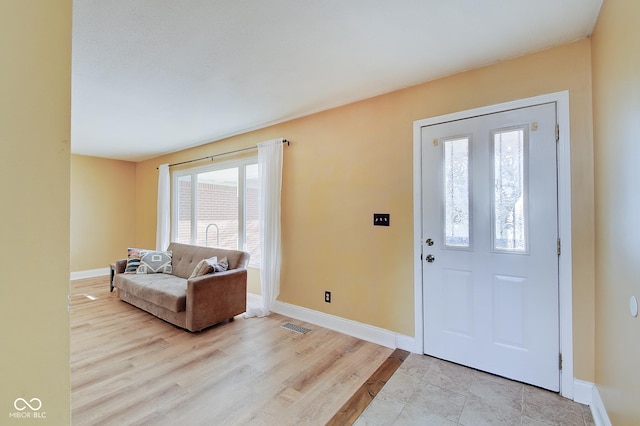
left=373, top=213, right=390, bottom=226
left=325, top=291, right=331, bottom=303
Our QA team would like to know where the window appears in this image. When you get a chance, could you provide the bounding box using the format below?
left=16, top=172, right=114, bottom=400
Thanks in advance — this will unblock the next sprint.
left=172, top=158, right=261, bottom=267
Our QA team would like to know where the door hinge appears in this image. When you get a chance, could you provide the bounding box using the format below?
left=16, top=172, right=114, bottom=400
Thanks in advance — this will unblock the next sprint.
left=559, top=353, right=563, bottom=370
left=557, top=238, right=561, bottom=255
left=555, top=123, right=560, bottom=142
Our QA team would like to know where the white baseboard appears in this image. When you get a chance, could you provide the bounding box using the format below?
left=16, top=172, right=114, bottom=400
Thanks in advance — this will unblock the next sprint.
left=270, top=299, right=415, bottom=352
left=573, top=379, right=611, bottom=426
left=70, top=267, right=110, bottom=281
left=573, top=379, right=593, bottom=405
left=590, top=384, right=612, bottom=426
left=395, top=334, right=416, bottom=352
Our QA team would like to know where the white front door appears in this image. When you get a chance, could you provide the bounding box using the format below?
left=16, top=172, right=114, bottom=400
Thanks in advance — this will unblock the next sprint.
left=421, top=103, right=559, bottom=391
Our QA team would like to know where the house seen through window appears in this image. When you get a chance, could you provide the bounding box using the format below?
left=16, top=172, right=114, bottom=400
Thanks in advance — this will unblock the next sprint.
left=172, top=158, right=260, bottom=267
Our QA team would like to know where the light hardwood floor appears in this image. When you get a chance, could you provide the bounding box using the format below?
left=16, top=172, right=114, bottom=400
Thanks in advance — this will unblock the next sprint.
left=71, top=276, right=392, bottom=425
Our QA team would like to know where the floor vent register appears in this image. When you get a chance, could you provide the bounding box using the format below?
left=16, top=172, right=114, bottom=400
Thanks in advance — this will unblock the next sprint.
left=281, top=323, right=311, bottom=334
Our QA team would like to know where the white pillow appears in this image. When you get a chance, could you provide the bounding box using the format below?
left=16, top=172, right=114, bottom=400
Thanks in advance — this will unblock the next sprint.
left=188, top=257, right=216, bottom=279
left=209, top=256, right=228, bottom=272
left=203, top=256, right=218, bottom=267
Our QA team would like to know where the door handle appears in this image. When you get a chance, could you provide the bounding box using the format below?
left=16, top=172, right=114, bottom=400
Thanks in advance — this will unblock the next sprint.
left=425, top=254, right=435, bottom=263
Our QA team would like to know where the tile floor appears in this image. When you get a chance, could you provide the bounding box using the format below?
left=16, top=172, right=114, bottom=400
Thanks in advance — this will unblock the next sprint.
left=355, top=354, right=595, bottom=426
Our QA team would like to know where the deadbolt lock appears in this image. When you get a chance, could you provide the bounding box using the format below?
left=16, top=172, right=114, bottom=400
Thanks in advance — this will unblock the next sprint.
left=426, top=238, right=434, bottom=246
left=426, top=254, right=435, bottom=263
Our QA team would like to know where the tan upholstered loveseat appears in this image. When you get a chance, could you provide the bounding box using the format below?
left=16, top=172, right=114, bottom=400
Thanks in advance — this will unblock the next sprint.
left=113, top=242, right=250, bottom=332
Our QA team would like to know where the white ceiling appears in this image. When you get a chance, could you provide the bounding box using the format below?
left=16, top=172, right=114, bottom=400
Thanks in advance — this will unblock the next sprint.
left=71, top=0, right=602, bottom=162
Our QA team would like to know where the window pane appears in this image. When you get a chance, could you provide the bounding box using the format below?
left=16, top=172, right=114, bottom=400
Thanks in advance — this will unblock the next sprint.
left=245, top=164, right=261, bottom=266
left=176, top=175, right=192, bottom=244
left=443, top=137, right=470, bottom=248
left=173, top=160, right=259, bottom=265
left=196, top=168, right=238, bottom=249
left=493, top=128, right=527, bottom=252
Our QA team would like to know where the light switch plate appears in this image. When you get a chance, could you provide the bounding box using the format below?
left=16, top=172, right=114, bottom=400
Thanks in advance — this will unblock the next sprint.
left=373, top=213, right=390, bottom=226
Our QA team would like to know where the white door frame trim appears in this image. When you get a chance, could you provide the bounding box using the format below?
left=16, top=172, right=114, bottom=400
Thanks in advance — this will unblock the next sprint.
left=412, top=91, right=574, bottom=398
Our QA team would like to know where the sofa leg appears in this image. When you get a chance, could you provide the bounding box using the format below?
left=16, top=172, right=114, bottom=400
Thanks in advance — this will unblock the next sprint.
left=229, top=317, right=235, bottom=322
left=109, top=263, right=115, bottom=292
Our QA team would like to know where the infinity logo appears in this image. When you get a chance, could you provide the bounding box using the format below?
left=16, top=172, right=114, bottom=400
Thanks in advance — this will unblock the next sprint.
left=14, top=398, right=42, bottom=411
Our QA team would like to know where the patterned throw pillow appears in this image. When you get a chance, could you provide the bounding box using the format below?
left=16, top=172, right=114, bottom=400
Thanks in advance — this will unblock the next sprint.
left=124, top=248, right=143, bottom=274
left=188, top=257, right=216, bottom=279
left=136, top=250, right=173, bottom=274
left=208, top=256, right=228, bottom=272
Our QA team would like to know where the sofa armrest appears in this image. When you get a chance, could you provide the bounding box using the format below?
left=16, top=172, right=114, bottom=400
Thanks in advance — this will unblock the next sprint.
left=114, top=259, right=127, bottom=274
left=185, top=269, right=247, bottom=332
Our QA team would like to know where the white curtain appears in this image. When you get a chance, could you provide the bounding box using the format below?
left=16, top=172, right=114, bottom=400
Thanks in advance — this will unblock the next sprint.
left=156, top=164, right=170, bottom=251
left=245, top=138, right=283, bottom=317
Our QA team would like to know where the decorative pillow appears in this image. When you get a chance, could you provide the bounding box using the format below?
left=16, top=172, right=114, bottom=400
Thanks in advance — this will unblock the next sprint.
left=136, top=250, right=173, bottom=274
left=207, top=256, right=228, bottom=273
left=124, top=248, right=143, bottom=274
left=188, top=257, right=216, bottom=279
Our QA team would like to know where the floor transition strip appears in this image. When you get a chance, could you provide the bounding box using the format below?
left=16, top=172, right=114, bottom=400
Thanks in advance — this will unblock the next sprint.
left=326, top=348, right=410, bottom=425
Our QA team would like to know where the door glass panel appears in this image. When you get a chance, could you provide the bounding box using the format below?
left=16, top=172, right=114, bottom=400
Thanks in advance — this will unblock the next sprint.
left=492, top=127, right=528, bottom=253
left=443, top=137, right=471, bottom=248
left=176, top=175, right=192, bottom=244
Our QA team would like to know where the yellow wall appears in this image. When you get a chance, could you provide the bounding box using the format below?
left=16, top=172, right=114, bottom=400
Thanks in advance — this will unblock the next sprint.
left=0, top=1, right=71, bottom=423
left=70, top=155, right=137, bottom=271
left=247, top=268, right=261, bottom=295
left=592, top=0, right=640, bottom=423
left=135, top=40, right=595, bottom=381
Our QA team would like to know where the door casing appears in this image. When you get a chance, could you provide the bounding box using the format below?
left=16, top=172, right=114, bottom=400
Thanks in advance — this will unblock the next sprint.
left=412, top=91, right=574, bottom=398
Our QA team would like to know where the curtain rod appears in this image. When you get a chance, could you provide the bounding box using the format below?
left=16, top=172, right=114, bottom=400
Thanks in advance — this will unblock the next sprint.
left=157, top=139, right=289, bottom=170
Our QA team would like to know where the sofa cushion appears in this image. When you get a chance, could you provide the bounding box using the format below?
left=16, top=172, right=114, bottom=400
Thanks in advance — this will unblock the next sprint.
left=137, top=250, right=173, bottom=274
left=117, top=273, right=187, bottom=313
left=168, top=242, right=250, bottom=278
left=170, top=243, right=220, bottom=278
